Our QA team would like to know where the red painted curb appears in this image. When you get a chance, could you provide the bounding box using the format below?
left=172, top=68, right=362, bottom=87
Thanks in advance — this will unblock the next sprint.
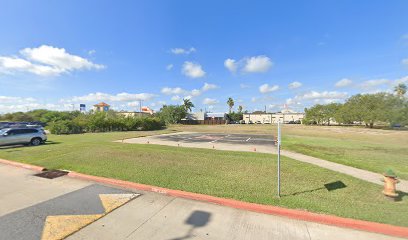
left=67, top=171, right=408, bottom=239
left=0, top=158, right=45, bottom=172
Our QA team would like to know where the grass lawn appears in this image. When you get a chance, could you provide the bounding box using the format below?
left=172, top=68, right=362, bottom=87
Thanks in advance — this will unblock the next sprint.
left=172, top=124, right=408, bottom=180
left=0, top=130, right=407, bottom=227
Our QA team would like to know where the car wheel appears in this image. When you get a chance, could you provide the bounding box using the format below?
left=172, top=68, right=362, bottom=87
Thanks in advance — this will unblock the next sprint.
left=30, top=138, right=42, bottom=146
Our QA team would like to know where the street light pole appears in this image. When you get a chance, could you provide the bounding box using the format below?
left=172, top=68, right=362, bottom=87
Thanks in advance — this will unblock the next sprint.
left=277, top=121, right=281, bottom=198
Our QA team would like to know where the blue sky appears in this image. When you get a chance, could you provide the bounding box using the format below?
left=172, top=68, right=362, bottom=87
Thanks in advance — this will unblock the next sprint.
left=0, top=0, right=407, bottom=113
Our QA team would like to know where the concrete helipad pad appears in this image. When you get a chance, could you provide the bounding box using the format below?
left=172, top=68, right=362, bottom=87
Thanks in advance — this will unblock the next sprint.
left=120, top=132, right=278, bottom=154
left=157, top=133, right=276, bottom=145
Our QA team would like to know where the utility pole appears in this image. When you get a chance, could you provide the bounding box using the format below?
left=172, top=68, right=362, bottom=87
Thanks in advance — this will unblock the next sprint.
left=139, top=100, right=143, bottom=112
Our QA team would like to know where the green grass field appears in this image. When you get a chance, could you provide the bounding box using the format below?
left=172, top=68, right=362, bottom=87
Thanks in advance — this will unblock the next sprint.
left=0, top=129, right=407, bottom=227
left=173, top=124, right=408, bottom=180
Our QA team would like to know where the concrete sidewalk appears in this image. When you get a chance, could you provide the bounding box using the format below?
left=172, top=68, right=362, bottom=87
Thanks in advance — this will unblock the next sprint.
left=68, top=187, right=399, bottom=240
left=120, top=132, right=408, bottom=193
left=0, top=162, right=402, bottom=240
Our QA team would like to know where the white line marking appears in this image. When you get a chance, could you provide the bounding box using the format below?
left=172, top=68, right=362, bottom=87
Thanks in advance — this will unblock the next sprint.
left=246, top=137, right=251, bottom=142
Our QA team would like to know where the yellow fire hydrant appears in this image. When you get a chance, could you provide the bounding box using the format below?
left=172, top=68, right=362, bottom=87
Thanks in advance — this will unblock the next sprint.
left=382, top=169, right=400, bottom=199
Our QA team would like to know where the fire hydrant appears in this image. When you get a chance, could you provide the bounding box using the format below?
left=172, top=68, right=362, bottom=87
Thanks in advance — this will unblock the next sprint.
left=382, top=169, right=400, bottom=199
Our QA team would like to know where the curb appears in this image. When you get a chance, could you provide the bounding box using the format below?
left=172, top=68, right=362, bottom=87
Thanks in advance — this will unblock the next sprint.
left=0, top=159, right=407, bottom=238
left=0, top=158, right=45, bottom=172
left=67, top=171, right=408, bottom=239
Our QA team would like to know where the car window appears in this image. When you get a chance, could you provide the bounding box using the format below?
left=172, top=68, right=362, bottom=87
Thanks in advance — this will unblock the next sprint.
left=26, top=129, right=38, bottom=133
left=7, top=130, right=18, bottom=135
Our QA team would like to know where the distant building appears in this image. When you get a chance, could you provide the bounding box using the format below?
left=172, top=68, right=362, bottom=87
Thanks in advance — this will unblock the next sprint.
left=185, top=112, right=226, bottom=121
left=141, top=106, right=154, bottom=115
left=117, top=111, right=151, bottom=117
left=93, top=102, right=110, bottom=112
left=117, top=106, right=154, bottom=118
left=243, top=109, right=304, bottom=124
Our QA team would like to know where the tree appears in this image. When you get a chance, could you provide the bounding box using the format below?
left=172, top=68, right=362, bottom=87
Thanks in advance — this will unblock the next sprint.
left=182, top=98, right=194, bottom=112
left=323, top=103, right=342, bottom=125
left=227, top=97, right=234, bottom=113
left=342, top=93, right=389, bottom=128
left=238, top=105, right=243, bottom=113
left=156, top=105, right=187, bottom=124
left=394, top=83, right=407, bottom=97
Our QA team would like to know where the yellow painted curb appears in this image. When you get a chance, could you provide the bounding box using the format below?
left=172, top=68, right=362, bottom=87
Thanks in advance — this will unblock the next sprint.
left=41, top=214, right=102, bottom=240
left=41, top=193, right=139, bottom=240
left=99, top=194, right=137, bottom=212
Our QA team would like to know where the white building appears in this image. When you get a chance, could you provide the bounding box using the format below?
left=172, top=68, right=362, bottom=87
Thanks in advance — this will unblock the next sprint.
left=243, top=109, right=304, bottom=124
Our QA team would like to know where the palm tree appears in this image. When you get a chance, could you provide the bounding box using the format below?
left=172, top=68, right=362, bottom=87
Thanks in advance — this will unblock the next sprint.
left=238, top=105, right=243, bottom=113
left=394, top=83, right=407, bottom=97
left=183, top=98, right=194, bottom=112
left=227, top=97, right=234, bottom=113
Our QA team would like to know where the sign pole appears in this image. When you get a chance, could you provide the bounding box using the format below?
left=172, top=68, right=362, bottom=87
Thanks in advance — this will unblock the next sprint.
left=277, top=121, right=281, bottom=198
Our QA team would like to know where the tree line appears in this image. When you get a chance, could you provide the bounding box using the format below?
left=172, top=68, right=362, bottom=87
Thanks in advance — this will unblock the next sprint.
left=304, top=89, right=408, bottom=128
left=0, top=109, right=164, bottom=134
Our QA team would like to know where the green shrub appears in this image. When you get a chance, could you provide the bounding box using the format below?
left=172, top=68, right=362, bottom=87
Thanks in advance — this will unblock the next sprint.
left=49, top=120, right=82, bottom=135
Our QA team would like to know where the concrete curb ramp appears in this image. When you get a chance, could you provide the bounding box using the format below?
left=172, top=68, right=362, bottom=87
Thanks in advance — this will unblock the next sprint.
left=0, top=172, right=139, bottom=240
left=41, top=193, right=138, bottom=240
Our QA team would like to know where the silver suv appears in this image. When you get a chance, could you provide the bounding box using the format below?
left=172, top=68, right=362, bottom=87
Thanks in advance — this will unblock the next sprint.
left=0, top=128, right=47, bottom=146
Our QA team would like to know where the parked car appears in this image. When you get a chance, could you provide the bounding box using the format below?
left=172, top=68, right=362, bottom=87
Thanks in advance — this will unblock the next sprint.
left=0, top=128, right=47, bottom=146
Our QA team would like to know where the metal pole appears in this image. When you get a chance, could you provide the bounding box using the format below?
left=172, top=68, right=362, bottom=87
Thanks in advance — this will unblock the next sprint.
left=277, top=121, right=281, bottom=197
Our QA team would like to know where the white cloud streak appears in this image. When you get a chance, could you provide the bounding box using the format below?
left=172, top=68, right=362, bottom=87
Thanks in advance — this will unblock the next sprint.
left=288, top=81, right=302, bottom=89
left=203, top=98, right=219, bottom=105
left=335, top=78, right=353, bottom=88
left=0, top=45, right=104, bottom=76
left=170, top=47, right=196, bottom=55
left=259, top=84, right=279, bottom=93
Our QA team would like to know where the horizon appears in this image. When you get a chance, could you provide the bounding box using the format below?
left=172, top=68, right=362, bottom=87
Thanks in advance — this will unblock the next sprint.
left=1, top=0, right=408, bottom=114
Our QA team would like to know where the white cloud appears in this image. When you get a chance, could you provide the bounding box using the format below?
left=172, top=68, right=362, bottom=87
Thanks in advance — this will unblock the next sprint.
left=288, top=81, right=302, bottom=89
left=203, top=98, right=219, bottom=105
left=161, top=83, right=218, bottom=99
left=395, top=76, right=408, bottom=84
left=170, top=47, right=196, bottom=55
left=359, top=79, right=390, bottom=90
left=243, top=55, right=273, bottom=73
left=202, top=82, right=218, bottom=91
left=240, top=83, right=249, bottom=89
left=402, top=58, right=408, bottom=66
left=259, top=84, right=279, bottom=93
left=0, top=96, right=37, bottom=104
left=335, top=78, right=353, bottom=88
left=171, top=95, right=181, bottom=101
left=224, top=58, right=237, bottom=73
left=166, top=64, right=174, bottom=70
left=295, top=91, right=348, bottom=101
left=64, top=92, right=156, bottom=103
left=0, top=45, right=104, bottom=76
left=182, top=61, right=206, bottom=78
left=88, top=49, right=96, bottom=55
left=224, top=55, right=273, bottom=74
left=0, top=96, right=73, bottom=113
left=191, top=89, right=201, bottom=97
left=161, top=87, right=187, bottom=95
